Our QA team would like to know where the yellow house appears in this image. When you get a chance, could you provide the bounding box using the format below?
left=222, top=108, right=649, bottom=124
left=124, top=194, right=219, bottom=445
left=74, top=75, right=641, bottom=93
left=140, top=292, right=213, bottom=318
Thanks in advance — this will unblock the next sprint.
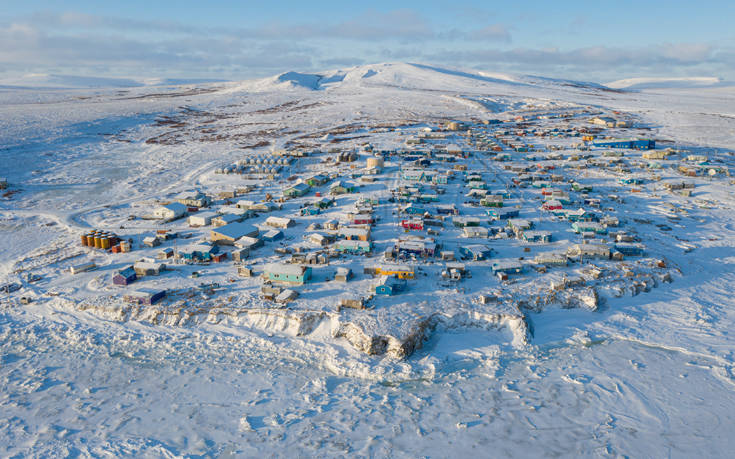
left=376, top=264, right=415, bottom=279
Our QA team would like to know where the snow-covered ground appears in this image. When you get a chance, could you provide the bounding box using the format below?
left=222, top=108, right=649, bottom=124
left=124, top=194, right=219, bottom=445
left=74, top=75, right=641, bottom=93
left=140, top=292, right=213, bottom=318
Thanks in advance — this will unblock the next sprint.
left=2, top=63, right=735, bottom=456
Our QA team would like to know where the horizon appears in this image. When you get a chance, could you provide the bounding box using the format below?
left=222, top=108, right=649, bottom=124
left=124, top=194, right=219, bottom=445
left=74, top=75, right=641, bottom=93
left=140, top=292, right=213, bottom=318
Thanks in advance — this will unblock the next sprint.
left=2, top=1, right=734, bottom=83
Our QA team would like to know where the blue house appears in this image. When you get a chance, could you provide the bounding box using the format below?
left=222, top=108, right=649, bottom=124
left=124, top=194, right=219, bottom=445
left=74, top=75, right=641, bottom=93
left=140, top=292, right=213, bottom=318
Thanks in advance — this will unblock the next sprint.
left=592, top=138, right=655, bottom=150
left=459, top=244, right=492, bottom=261
left=375, top=275, right=406, bottom=295
left=179, top=243, right=219, bottom=262
left=614, top=243, right=645, bottom=256
left=486, top=208, right=519, bottom=220
left=403, top=204, right=427, bottom=215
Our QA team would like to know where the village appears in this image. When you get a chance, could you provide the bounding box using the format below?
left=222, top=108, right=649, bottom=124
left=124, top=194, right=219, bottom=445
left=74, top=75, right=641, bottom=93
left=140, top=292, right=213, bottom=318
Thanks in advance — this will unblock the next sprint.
left=2, top=103, right=728, bottom=357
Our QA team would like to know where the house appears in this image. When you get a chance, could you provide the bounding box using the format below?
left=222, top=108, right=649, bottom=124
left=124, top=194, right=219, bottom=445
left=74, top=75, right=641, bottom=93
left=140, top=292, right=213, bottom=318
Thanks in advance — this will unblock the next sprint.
left=375, top=264, right=415, bottom=279
left=329, top=180, right=358, bottom=195
left=534, top=252, right=568, bottom=266
left=142, top=236, right=160, bottom=248
left=235, top=236, right=262, bottom=250
left=508, top=219, right=533, bottom=233
left=567, top=243, right=610, bottom=259
left=614, top=243, right=645, bottom=256
left=480, top=195, right=504, bottom=207
left=262, top=229, right=283, bottom=242
left=283, top=182, right=310, bottom=198
left=153, top=202, right=188, bottom=220
left=346, top=214, right=374, bottom=225
left=188, top=211, right=218, bottom=227
left=211, top=222, right=259, bottom=245
left=402, top=170, right=426, bottom=182
left=309, top=232, right=335, bottom=247
left=175, top=190, right=210, bottom=208
left=133, top=261, right=165, bottom=276
left=305, top=174, right=329, bottom=186
left=453, top=216, right=481, bottom=228
left=334, top=267, right=352, bottom=282
left=403, top=204, right=427, bottom=215
left=542, top=200, right=563, bottom=211
left=123, top=289, right=166, bottom=305
left=592, top=138, right=655, bottom=150
left=463, top=226, right=489, bottom=238
left=179, top=243, right=219, bottom=261
left=521, top=230, right=552, bottom=243
left=436, top=204, right=458, bottom=215
left=590, top=116, right=616, bottom=127
left=459, top=244, right=492, bottom=261
left=236, top=199, right=256, bottom=210
left=324, top=220, right=340, bottom=231
left=301, top=206, right=321, bottom=216
left=337, top=227, right=371, bottom=242
left=491, top=261, right=523, bottom=275
left=395, top=238, right=437, bottom=258
left=157, top=247, right=174, bottom=259
left=401, top=219, right=424, bottom=231
left=432, top=174, right=448, bottom=185
left=231, top=247, right=250, bottom=262
left=335, top=239, right=372, bottom=254
left=487, top=208, right=519, bottom=220
left=212, top=213, right=243, bottom=227
left=263, top=263, right=312, bottom=285
left=265, top=216, right=294, bottom=229
left=375, top=275, right=406, bottom=295
left=572, top=221, right=607, bottom=234
left=113, top=267, right=137, bottom=285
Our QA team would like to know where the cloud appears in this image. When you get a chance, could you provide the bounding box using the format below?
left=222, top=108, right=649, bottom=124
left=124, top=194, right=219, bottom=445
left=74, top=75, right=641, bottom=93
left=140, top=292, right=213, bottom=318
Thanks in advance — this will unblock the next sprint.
left=467, top=25, right=512, bottom=43
left=423, top=43, right=731, bottom=70
left=0, top=9, right=732, bottom=82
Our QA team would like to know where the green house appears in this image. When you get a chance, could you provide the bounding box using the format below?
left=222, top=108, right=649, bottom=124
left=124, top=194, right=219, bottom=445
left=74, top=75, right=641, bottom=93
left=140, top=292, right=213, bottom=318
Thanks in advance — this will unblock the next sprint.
left=283, top=182, right=310, bottom=198
left=264, top=263, right=312, bottom=285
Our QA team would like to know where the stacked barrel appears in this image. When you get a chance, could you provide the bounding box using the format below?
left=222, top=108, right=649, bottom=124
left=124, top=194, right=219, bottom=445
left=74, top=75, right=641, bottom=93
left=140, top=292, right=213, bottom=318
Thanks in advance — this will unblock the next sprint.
left=81, top=230, right=120, bottom=250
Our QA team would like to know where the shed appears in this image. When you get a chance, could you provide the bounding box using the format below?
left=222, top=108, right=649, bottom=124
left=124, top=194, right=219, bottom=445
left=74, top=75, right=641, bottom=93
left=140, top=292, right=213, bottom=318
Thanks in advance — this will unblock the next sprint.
left=70, top=262, right=96, bottom=275
left=123, top=289, right=166, bottom=305
left=275, top=289, right=299, bottom=304
left=113, top=267, right=137, bottom=285
left=334, top=267, right=352, bottom=282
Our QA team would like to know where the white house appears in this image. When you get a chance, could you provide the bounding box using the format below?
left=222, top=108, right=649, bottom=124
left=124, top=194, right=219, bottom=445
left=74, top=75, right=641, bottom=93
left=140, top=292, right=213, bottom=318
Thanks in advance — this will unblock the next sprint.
left=265, top=216, right=294, bottom=229
left=154, top=202, right=188, bottom=220
left=188, top=211, right=218, bottom=227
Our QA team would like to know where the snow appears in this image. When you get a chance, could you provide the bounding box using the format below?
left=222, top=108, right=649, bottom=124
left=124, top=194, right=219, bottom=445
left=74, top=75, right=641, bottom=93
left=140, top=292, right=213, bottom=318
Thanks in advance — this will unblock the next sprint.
left=2, top=61, right=735, bottom=455
left=606, top=76, right=726, bottom=90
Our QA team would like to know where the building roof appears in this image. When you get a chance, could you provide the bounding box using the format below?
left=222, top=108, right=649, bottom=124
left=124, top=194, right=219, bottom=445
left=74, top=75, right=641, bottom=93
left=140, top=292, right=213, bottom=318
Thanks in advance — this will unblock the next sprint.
left=264, top=263, right=308, bottom=276
left=212, top=222, right=259, bottom=240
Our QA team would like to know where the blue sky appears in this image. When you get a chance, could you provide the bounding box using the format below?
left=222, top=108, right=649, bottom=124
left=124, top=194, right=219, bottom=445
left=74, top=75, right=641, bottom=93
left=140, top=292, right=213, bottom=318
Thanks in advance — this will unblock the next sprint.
left=1, top=1, right=734, bottom=83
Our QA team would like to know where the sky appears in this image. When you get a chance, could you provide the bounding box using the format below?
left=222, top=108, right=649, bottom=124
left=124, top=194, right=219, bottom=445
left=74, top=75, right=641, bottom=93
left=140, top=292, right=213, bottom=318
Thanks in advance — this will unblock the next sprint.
left=1, top=0, right=734, bottom=84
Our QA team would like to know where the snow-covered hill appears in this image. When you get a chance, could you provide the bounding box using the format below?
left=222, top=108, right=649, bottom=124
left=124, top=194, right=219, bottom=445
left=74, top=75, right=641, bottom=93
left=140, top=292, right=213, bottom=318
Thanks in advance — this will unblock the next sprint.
left=606, top=76, right=726, bottom=90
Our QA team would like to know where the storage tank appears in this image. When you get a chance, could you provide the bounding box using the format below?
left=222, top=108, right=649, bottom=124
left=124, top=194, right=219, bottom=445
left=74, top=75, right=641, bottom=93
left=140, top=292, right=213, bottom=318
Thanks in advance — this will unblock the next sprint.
left=367, top=157, right=384, bottom=169
left=120, top=240, right=131, bottom=252
left=100, top=237, right=110, bottom=249
left=81, top=233, right=89, bottom=246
